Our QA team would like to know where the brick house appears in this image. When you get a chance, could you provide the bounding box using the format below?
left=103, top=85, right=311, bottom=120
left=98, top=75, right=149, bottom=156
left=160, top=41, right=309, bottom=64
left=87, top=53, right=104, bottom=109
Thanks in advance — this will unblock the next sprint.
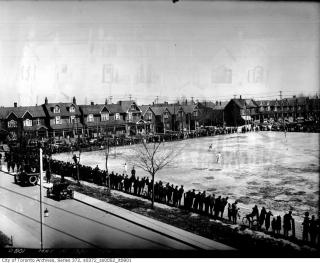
left=224, top=97, right=258, bottom=126
left=0, top=102, right=48, bottom=141
left=43, top=97, right=83, bottom=138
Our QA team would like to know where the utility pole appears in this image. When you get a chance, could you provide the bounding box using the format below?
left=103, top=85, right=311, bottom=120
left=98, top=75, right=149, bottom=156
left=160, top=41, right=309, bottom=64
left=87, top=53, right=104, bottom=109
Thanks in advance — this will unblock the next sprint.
left=39, top=148, right=44, bottom=249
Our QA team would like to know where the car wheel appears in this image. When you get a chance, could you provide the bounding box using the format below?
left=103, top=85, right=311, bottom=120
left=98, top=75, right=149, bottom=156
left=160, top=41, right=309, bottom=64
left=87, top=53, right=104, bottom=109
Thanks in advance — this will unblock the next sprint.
left=29, top=175, right=38, bottom=186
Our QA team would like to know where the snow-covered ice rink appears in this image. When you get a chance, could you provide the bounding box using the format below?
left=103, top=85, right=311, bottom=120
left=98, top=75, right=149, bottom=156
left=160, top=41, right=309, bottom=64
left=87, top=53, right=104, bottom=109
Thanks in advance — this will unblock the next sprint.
left=54, top=131, right=319, bottom=233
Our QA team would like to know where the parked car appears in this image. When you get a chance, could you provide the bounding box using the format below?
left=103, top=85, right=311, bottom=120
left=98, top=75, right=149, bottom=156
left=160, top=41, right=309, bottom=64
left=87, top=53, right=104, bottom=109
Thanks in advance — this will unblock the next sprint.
left=47, top=182, right=74, bottom=201
left=14, top=171, right=39, bottom=186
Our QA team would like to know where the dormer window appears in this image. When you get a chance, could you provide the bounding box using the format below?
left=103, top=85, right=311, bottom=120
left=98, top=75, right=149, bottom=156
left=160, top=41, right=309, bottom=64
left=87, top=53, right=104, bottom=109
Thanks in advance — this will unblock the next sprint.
left=54, top=106, right=60, bottom=113
left=115, top=113, right=120, bottom=120
left=128, top=112, right=133, bottom=121
left=192, top=111, right=198, bottom=117
left=163, top=112, right=169, bottom=119
left=36, top=118, right=41, bottom=125
left=101, top=113, right=109, bottom=121
left=70, top=106, right=75, bottom=113
left=87, top=114, right=94, bottom=122
left=23, top=119, right=32, bottom=127
left=8, top=120, right=17, bottom=128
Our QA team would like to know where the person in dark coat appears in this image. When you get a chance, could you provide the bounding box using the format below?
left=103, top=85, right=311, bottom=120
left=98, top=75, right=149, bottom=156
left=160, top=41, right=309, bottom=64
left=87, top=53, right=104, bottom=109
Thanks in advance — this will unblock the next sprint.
left=271, top=217, right=276, bottom=234
left=283, top=211, right=293, bottom=238
left=193, top=192, right=200, bottom=211
left=231, top=201, right=239, bottom=224
left=302, top=212, right=310, bottom=242
left=46, top=168, right=51, bottom=183
left=259, top=207, right=267, bottom=228
left=178, top=185, right=184, bottom=207
left=209, top=194, right=215, bottom=216
left=227, top=203, right=232, bottom=222
left=214, top=196, right=221, bottom=219
left=265, top=210, right=273, bottom=232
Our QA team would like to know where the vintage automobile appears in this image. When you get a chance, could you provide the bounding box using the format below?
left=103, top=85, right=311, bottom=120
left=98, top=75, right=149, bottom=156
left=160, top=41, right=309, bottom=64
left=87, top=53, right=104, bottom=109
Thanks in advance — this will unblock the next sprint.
left=47, top=182, right=74, bottom=201
left=14, top=171, right=39, bottom=186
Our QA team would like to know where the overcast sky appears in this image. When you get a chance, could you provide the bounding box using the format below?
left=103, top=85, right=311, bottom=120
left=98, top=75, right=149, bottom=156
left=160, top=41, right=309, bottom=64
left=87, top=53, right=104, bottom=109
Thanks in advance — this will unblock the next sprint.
left=0, top=0, right=319, bottom=106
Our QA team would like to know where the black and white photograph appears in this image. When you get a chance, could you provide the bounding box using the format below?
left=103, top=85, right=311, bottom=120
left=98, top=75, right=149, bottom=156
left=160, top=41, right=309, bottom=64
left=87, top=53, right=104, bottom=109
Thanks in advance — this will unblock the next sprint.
left=0, top=0, right=319, bottom=258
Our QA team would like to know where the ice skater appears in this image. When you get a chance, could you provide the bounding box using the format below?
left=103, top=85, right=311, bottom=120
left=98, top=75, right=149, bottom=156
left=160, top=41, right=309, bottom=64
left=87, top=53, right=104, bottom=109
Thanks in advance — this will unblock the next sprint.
left=208, top=144, right=213, bottom=151
left=216, top=152, right=222, bottom=163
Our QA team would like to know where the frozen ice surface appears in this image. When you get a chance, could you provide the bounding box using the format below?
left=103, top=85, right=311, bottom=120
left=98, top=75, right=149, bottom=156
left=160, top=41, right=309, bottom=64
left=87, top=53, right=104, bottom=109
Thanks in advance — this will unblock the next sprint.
left=54, top=132, right=319, bottom=234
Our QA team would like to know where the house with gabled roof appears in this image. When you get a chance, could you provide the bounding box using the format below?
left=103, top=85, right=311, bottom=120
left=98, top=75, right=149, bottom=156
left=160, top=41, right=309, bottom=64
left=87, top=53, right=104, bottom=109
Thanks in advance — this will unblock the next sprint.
left=43, top=97, right=83, bottom=138
left=79, top=100, right=127, bottom=137
left=0, top=102, right=48, bottom=141
left=224, top=97, right=258, bottom=126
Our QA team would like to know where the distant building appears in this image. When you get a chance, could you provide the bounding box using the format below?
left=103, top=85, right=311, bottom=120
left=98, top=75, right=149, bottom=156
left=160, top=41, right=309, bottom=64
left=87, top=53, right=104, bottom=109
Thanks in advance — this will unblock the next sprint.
left=0, top=102, right=48, bottom=141
left=43, top=97, right=83, bottom=138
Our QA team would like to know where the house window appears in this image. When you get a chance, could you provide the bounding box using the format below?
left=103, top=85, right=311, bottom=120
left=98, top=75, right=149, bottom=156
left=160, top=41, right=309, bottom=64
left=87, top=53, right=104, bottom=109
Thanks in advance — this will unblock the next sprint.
left=145, top=112, right=152, bottom=120
left=101, top=113, right=109, bottom=121
left=193, top=111, right=198, bottom=117
left=36, top=118, right=41, bottom=125
left=128, top=112, right=133, bottom=121
left=53, top=106, right=60, bottom=113
left=70, top=106, right=75, bottom=113
left=115, top=113, right=120, bottom=120
left=70, top=116, right=75, bottom=123
left=55, top=116, right=61, bottom=124
left=87, top=114, right=94, bottom=122
left=163, top=112, right=169, bottom=119
left=8, top=120, right=17, bottom=128
left=23, top=119, right=32, bottom=127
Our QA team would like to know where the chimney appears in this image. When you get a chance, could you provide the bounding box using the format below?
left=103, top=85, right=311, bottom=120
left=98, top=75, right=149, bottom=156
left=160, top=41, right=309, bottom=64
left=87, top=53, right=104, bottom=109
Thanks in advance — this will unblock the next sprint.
left=164, top=101, right=168, bottom=105
left=293, top=95, right=296, bottom=98
left=105, top=98, right=108, bottom=105
left=72, top=96, right=76, bottom=104
left=45, top=97, right=48, bottom=105
left=216, top=101, right=218, bottom=105
left=185, top=99, right=187, bottom=105
left=14, top=102, right=17, bottom=107
left=220, top=101, right=221, bottom=106
left=152, top=102, right=154, bottom=105
left=90, top=101, right=94, bottom=106
left=118, top=101, right=122, bottom=106
left=240, top=95, right=242, bottom=100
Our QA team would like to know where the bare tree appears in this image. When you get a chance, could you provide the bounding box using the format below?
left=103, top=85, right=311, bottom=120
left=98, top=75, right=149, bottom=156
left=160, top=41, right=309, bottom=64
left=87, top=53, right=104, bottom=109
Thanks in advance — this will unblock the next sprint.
left=126, top=137, right=182, bottom=209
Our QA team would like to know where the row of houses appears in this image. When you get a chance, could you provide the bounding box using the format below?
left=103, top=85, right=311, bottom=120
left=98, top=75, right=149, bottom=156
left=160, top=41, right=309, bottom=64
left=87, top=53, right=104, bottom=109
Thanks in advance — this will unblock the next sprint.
left=0, top=95, right=319, bottom=142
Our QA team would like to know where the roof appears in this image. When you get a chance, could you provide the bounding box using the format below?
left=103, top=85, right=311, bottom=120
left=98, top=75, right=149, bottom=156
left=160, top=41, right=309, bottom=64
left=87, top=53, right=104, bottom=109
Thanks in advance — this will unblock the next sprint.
left=79, top=104, right=108, bottom=115
left=118, top=100, right=141, bottom=112
left=139, top=105, right=151, bottom=115
left=44, top=102, right=81, bottom=117
left=150, top=106, right=168, bottom=116
left=0, top=105, right=46, bottom=119
left=232, top=99, right=258, bottom=109
left=106, top=103, right=125, bottom=113
left=181, top=105, right=195, bottom=113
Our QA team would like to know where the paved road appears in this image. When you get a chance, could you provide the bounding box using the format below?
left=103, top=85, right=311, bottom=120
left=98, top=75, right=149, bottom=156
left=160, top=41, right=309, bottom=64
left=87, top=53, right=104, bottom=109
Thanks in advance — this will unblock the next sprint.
left=0, top=170, right=233, bottom=251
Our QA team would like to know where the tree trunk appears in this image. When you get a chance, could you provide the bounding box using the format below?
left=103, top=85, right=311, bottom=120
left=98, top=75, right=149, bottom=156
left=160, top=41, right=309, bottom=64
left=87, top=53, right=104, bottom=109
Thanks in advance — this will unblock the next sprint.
left=151, top=172, right=155, bottom=209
